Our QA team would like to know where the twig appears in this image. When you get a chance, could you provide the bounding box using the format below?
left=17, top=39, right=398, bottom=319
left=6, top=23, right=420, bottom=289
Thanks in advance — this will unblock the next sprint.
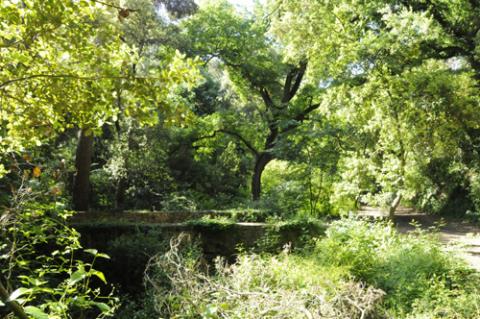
left=0, top=275, right=29, bottom=319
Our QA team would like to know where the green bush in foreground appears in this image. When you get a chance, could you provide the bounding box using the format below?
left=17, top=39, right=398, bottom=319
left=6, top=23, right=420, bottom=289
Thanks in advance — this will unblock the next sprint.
left=1, top=171, right=118, bottom=318
left=144, top=219, right=480, bottom=319
left=315, top=219, right=480, bottom=318
left=146, top=234, right=384, bottom=319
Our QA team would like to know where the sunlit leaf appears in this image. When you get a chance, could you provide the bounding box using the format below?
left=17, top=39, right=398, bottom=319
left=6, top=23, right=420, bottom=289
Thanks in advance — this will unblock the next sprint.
left=84, top=249, right=98, bottom=256
left=68, top=270, right=86, bottom=286
left=91, top=270, right=107, bottom=284
left=7, top=287, right=32, bottom=302
left=24, top=306, right=49, bottom=319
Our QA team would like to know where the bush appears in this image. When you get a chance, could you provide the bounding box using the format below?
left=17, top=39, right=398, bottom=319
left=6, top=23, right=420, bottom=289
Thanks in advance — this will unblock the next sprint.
left=105, top=230, right=170, bottom=295
left=261, top=160, right=336, bottom=218
left=141, top=218, right=480, bottom=319
left=256, top=217, right=327, bottom=252
left=145, top=235, right=384, bottom=319
left=115, top=294, right=158, bottom=319
left=0, top=179, right=117, bottom=318
left=314, top=218, right=480, bottom=318
left=161, top=192, right=198, bottom=211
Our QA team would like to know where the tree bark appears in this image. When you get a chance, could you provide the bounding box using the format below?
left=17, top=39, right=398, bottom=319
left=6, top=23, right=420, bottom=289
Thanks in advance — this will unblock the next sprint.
left=114, top=178, right=126, bottom=212
left=73, top=129, right=94, bottom=211
left=251, top=152, right=273, bottom=201
left=388, top=193, right=402, bottom=220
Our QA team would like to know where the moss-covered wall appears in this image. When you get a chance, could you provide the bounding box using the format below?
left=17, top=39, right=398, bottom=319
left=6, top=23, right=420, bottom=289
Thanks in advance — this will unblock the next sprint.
left=72, top=217, right=326, bottom=295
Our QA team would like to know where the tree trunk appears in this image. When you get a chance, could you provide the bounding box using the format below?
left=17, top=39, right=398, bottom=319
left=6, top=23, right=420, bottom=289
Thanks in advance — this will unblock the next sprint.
left=73, top=129, right=94, bottom=211
left=388, top=193, right=402, bottom=220
left=114, top=178, right=126, bottom=212
left=251, top=153, right=273, bottom=201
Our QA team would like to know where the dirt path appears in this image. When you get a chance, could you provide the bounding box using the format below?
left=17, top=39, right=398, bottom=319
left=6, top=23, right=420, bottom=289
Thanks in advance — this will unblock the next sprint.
left=358, top=207, right=480, bottom=270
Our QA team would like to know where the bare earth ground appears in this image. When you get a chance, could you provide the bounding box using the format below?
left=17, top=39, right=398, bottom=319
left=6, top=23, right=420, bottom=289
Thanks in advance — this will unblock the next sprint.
left=358, top=207, right=480, bottom=270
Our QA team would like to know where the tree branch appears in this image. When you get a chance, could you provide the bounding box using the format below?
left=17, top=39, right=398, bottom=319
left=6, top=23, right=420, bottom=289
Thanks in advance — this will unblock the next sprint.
left=280, top=61, right=308, bottom=104
left=282, top=70, right=295, bottom=103
left=288, top=61, right=307, bottom=101
left=89, top=0, right=132, bottom=11
left=281, top=102, right=321, bottom=134
left=264, top=124, right=279, bottom=150
left=195, top=129, right=259, bottom=156
left=260, top=88, right=276, bottom=110
left=0, top=73, right=165, bottom=89
left=0, top=276, right=29, bottom=319
left=218, top=129, right=259, bottom=156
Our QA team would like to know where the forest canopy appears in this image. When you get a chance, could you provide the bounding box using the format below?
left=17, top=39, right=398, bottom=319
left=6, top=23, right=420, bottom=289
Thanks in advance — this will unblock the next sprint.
left=2, top=0, right=479, bottom=215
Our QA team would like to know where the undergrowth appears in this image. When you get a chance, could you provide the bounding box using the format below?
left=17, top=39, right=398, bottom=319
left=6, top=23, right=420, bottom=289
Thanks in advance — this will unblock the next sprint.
left=145, top=234, right=383, bottom=319
left=128, top=218, right=480, bottom=319
left=315, top=219, right=480, bottom=318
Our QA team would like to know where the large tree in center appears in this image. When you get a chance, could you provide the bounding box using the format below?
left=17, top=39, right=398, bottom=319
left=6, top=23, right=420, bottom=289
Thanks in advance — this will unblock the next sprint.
left=183, top=1, right=322, bottom=200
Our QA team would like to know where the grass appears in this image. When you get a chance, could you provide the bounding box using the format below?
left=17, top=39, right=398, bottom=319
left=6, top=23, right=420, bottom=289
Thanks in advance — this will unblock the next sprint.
left=137, top=218, right=480, bottom=319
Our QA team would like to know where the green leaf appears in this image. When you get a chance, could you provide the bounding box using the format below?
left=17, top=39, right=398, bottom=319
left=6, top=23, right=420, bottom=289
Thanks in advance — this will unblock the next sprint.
left=24, top=306, right=49, bottom=319
left=84, top=248, right=98, bottom=256
left=94, top=302, right=111, bottom=313
left=91, top=270, right=107, bottom=284
left=96, top=253, right=110, bottom=260
left=68, top=270, right=86, bottom=286
left=7, top=287, right=32, bottom=302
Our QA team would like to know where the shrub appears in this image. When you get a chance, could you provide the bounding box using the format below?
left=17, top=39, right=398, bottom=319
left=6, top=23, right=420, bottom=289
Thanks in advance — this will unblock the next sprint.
left=256, top=217, right=327, bottom=252
left=115, top=294, right=158, bottom=319
left=314, top=218, right=480, bottom=317
left=140, top=219, right=480, bottom=319
left=161, top=192, right=198, bottom=211
left=145, top=235, right=384, bottom=319
left=105, top=230, right=170, bottom=296
left=0, top=183, right=117, bottom=318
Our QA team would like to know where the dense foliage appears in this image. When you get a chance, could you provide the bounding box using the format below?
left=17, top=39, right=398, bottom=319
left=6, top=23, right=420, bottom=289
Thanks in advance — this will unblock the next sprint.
left=0, top=170, right=116, bottom=318
left=3, top=0, right=479, bottom=216
left=144, top=220, right=480, bottom=318
left=2, top=0, right=480, bottom=317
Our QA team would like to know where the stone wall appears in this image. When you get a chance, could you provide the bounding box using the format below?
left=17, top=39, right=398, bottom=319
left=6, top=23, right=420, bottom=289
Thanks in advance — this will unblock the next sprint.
left=72, top=217, right=326, bottom=295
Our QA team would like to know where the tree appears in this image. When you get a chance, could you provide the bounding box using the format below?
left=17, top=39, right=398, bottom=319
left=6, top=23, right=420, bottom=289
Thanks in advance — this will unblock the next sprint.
left=0, top=0, right=199, bottom=210
left=0, top=0, right=198, bottom=316
left=71, top=0, right=199, bottom=211
left=183, top=1, right=322, bottom=200
left=269, top=0, right=480, bottom=215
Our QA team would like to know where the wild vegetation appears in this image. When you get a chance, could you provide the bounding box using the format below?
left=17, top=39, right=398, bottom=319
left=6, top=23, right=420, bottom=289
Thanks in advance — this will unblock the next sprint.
left=2, top=0, right=480, bottom=318
left=122, top=221, right=480, bottom=318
